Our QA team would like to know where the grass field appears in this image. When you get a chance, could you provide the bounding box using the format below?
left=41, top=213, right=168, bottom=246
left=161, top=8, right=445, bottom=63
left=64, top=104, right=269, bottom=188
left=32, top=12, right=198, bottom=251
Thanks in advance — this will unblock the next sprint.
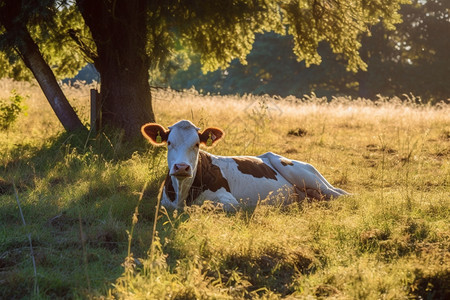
left=0, top=78, right=449, bottom=299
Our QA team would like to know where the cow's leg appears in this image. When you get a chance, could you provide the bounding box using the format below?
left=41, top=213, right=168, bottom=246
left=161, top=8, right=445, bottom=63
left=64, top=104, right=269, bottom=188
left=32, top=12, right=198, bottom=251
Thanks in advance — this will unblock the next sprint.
left=261, top=152, right=349, bottom=200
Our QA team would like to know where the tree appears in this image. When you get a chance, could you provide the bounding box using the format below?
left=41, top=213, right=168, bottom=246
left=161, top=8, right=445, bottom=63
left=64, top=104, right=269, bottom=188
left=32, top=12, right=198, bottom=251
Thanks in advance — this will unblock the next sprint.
left=170, top=33, right=353, bottom=98
left=0, top=0, right=85, bottom=132
left=368, top=0, right=449, bottom=102
left=1, top=0, right=409, bottom=139
left=172, top=1, right=449, bottom=103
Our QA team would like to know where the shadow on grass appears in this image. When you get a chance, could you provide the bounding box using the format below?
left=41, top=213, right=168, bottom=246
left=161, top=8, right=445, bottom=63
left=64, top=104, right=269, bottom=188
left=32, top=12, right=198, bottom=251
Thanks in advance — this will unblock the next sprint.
left=411, top=268, right=450, bottom=300
left=0, top=129, right=167, bottom=298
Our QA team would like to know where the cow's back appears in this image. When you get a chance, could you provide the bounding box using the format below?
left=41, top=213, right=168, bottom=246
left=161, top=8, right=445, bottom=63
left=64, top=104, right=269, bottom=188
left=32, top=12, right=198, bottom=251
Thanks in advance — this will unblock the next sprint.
left=209, top=153, right=295, bottom=206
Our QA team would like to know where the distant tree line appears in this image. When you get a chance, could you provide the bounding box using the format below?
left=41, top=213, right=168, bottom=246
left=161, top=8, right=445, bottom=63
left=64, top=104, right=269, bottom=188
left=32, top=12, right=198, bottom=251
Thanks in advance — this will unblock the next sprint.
left=168, top=0, right=449, bottom=104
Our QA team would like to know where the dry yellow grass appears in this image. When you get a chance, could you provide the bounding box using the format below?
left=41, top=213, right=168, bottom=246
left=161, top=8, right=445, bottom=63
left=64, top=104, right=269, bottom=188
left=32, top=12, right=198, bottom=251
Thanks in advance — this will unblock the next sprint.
left=1, top=77, right=449, bottom=192
left=2, top=77, right=449, bottom=191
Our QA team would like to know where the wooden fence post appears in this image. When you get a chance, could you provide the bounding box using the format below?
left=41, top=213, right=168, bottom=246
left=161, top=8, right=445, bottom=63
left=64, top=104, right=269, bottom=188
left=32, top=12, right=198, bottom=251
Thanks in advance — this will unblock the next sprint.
left=90, top=89, right=101, bottom=135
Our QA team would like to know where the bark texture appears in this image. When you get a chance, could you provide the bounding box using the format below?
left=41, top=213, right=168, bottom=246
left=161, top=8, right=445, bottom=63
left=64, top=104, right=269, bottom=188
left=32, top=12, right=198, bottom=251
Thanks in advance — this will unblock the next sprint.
left=77, top=0, right=155, bottom=139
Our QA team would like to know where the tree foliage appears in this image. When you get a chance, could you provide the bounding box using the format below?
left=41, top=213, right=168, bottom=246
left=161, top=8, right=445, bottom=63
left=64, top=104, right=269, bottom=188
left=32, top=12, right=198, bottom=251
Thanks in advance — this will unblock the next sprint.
left=171, top=0, right=449, bottom=103
left=1, top=0, right=411, bottom=138
left=375, top=0, right=450, bottom=101
left=170, top=33, right=353, bottom=97
left=1, top=0, right=410, bottom=79
left=145, top=0, right=409, bottom=73
left=0, top=1, right=86, bottom=79
left=0, top=0, right=85, bottom=132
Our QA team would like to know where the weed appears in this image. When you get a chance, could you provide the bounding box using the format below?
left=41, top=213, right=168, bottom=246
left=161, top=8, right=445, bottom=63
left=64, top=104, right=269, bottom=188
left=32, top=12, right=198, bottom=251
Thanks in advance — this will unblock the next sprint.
left=0, top=90, right=28, bottom=130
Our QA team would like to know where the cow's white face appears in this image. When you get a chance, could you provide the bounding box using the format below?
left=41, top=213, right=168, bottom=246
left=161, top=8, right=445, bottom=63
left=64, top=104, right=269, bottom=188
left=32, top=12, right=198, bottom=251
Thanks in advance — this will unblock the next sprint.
left=141, top=120, right=225, bottom=181
left=166, top=123, right=200, bottom=178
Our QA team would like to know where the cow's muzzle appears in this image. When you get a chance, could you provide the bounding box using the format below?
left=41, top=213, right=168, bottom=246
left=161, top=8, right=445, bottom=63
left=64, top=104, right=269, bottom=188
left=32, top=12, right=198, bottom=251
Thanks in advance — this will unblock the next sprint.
left=170, top=163, right=192, bottom=178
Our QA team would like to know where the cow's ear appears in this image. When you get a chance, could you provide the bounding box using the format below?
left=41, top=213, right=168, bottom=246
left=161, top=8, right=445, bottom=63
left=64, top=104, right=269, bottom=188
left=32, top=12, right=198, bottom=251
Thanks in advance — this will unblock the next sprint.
left=141, top=123, right=169, bottom=146
left=199, top=127, right=224, bottom=147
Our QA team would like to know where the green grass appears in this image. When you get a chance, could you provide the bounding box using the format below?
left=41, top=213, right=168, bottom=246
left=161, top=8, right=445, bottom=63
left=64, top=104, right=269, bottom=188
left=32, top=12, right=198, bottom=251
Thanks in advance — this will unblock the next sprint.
left=0, top=79, right=449, bottom=299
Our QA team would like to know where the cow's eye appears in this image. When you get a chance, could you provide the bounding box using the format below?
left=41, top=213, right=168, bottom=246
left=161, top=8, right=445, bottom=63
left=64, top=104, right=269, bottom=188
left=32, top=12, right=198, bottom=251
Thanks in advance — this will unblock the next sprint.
left=167, top=141, right=171, bottom=146
left=195, top=143, right=199, bottom=148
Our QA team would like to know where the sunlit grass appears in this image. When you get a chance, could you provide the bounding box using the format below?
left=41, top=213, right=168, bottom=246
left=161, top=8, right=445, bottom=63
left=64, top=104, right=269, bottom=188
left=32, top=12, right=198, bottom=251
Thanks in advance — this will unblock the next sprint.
left=0, top=78, right=449, bottom=298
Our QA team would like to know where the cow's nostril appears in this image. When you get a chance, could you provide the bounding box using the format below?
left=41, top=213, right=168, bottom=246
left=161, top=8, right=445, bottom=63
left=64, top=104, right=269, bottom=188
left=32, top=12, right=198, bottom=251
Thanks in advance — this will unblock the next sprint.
left=174, top=163, right=190, bottom=172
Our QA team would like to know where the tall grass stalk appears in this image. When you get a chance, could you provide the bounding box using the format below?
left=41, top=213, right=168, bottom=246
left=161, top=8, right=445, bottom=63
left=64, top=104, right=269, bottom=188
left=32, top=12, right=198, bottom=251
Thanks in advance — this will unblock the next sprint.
left=150, top=182, right=162, bottom=260
left=123, top=181, right=148, bottom=278
left=378, top=135, right=386, bottom=204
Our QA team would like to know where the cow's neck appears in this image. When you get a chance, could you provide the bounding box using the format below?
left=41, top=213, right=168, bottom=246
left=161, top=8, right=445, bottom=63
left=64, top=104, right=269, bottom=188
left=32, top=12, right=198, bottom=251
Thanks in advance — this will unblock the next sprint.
left=171, top=155, right=201, bottom=209
left=165, top=151, right=225, bottom=208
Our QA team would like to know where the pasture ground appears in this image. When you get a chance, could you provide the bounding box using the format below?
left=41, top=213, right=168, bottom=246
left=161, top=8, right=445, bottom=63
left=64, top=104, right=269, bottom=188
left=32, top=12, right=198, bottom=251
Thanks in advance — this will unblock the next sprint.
left=0, top=79, right=449, bottom=299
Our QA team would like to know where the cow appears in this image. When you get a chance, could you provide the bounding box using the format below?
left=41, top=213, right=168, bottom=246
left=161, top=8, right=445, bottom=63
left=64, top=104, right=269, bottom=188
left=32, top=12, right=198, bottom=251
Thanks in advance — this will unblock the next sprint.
left=142, top=120, right=349, bottom=211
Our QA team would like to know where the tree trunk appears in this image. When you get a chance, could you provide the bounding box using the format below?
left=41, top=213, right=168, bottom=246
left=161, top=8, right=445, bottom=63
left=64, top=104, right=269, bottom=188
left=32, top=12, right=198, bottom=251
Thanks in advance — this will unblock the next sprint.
left=77, top=0, right=155, bottom=140
left=18, top=29, right=85, bottom=132
left=0, top=4, right=85, bottom=132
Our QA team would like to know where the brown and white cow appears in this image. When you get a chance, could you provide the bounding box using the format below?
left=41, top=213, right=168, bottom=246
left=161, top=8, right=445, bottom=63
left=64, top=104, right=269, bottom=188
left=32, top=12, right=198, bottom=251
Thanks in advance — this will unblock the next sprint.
left=142, top=120, right=348, bottom=211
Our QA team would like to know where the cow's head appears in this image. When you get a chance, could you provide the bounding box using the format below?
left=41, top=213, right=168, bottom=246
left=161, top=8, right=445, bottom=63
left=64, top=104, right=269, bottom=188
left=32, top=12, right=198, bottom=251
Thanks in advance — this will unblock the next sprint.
left=141, top=120, right=224, bottom=179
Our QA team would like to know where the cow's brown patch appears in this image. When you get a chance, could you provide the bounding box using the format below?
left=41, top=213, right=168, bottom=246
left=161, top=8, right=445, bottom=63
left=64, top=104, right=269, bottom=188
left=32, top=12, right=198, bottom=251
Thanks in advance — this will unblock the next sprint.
left=232, top=157, right=278, bottom=180
left=163, top=150, right=231, bottom=205
left=280, top=157, right=294, bottom=166
left=187, top=151, right=231, bottom=205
